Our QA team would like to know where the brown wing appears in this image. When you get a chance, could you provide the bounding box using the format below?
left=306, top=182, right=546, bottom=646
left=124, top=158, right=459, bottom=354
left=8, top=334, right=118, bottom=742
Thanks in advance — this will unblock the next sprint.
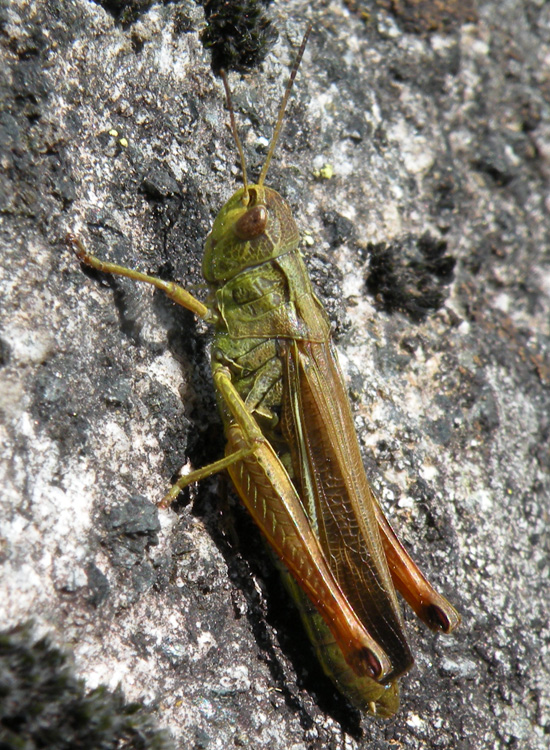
left=281, top=338, right=414, bottom=679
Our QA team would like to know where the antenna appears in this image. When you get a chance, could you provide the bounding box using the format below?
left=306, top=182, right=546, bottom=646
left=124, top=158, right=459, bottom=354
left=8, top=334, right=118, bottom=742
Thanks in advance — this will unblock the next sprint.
left=221, top=69, right=250, bottom=205
left=258, top=22, right=312, bottom=187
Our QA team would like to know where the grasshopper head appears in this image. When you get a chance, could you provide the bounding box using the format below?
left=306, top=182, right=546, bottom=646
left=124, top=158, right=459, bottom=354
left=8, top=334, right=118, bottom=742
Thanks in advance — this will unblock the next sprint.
left=202, top=184, right=299, bottom=283
left=205, top=26, right=310, bottom=284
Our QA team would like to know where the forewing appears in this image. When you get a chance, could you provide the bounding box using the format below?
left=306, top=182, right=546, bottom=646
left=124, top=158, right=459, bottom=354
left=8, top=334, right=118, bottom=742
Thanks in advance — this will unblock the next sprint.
left=281, top=339, right=413, bottom=679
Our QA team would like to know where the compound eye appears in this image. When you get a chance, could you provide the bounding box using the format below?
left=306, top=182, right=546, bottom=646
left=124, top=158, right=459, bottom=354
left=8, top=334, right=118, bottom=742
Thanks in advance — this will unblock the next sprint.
left=234, top=205, right=268, bottom=240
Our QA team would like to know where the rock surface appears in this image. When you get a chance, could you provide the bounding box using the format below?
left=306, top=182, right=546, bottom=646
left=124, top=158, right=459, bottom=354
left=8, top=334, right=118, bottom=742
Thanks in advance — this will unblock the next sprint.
left=1, top=0, right=549, bottom=748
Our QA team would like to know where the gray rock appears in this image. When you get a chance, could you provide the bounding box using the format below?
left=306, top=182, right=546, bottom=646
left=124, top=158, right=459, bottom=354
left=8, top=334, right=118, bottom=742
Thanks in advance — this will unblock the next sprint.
left=1, top=1, right=549, bottom=748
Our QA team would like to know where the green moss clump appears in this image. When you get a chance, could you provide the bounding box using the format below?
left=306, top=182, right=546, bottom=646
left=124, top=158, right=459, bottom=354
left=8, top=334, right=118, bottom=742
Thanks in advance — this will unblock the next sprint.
left=0, top=623, right=174, bottom=750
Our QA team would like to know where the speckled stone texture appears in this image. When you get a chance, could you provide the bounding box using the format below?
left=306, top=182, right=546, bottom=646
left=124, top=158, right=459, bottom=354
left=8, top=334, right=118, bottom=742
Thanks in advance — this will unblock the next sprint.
left=1, top=1, right=549, bottom=748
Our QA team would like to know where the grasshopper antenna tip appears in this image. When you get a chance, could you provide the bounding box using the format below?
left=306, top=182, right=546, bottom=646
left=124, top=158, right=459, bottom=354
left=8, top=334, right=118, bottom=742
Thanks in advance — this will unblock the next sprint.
left=258, top=22, right=313, bottom=187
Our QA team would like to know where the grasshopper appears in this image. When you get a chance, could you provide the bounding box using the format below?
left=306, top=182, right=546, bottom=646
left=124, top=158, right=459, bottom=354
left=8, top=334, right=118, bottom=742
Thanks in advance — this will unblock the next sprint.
left=68, top=25, right=460, bottom=716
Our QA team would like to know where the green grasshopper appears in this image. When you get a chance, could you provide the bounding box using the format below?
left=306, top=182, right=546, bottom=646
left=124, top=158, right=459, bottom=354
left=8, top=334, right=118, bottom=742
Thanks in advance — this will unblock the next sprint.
left=68, top=26, right=460, bottom=716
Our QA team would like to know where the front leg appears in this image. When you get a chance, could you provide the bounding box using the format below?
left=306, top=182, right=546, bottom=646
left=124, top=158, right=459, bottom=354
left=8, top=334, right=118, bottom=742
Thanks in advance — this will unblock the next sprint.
left=67, top=233, right=214, bottom=322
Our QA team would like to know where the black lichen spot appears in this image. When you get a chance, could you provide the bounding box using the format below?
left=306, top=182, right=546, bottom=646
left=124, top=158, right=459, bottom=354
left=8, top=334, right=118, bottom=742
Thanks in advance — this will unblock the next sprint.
left=198, top=0, right=279, bottom=74
left=322, top=210, right=357, bottom=248
left=102, top=496, right=161, bottom=568
left=141, top=161, right=181, bottom=201
left=366, top=233, right=456, bottom=321
left=0, top=623, right=174, bottom=749
left=0, top=337, right=11, bottom=367
left=86, top=562, right=111, bottom=606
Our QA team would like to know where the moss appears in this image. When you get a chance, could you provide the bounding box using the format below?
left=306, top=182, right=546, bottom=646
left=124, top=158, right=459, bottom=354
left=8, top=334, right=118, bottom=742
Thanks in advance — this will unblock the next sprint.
left=0, top=623, right=174, bottom=750
left=198, top=0, right=278, bottom=73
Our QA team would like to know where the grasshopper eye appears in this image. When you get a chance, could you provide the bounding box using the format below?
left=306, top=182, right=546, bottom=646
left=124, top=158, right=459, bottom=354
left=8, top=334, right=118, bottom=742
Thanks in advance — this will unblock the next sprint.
left=234, top=205, right=268, bottom=240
